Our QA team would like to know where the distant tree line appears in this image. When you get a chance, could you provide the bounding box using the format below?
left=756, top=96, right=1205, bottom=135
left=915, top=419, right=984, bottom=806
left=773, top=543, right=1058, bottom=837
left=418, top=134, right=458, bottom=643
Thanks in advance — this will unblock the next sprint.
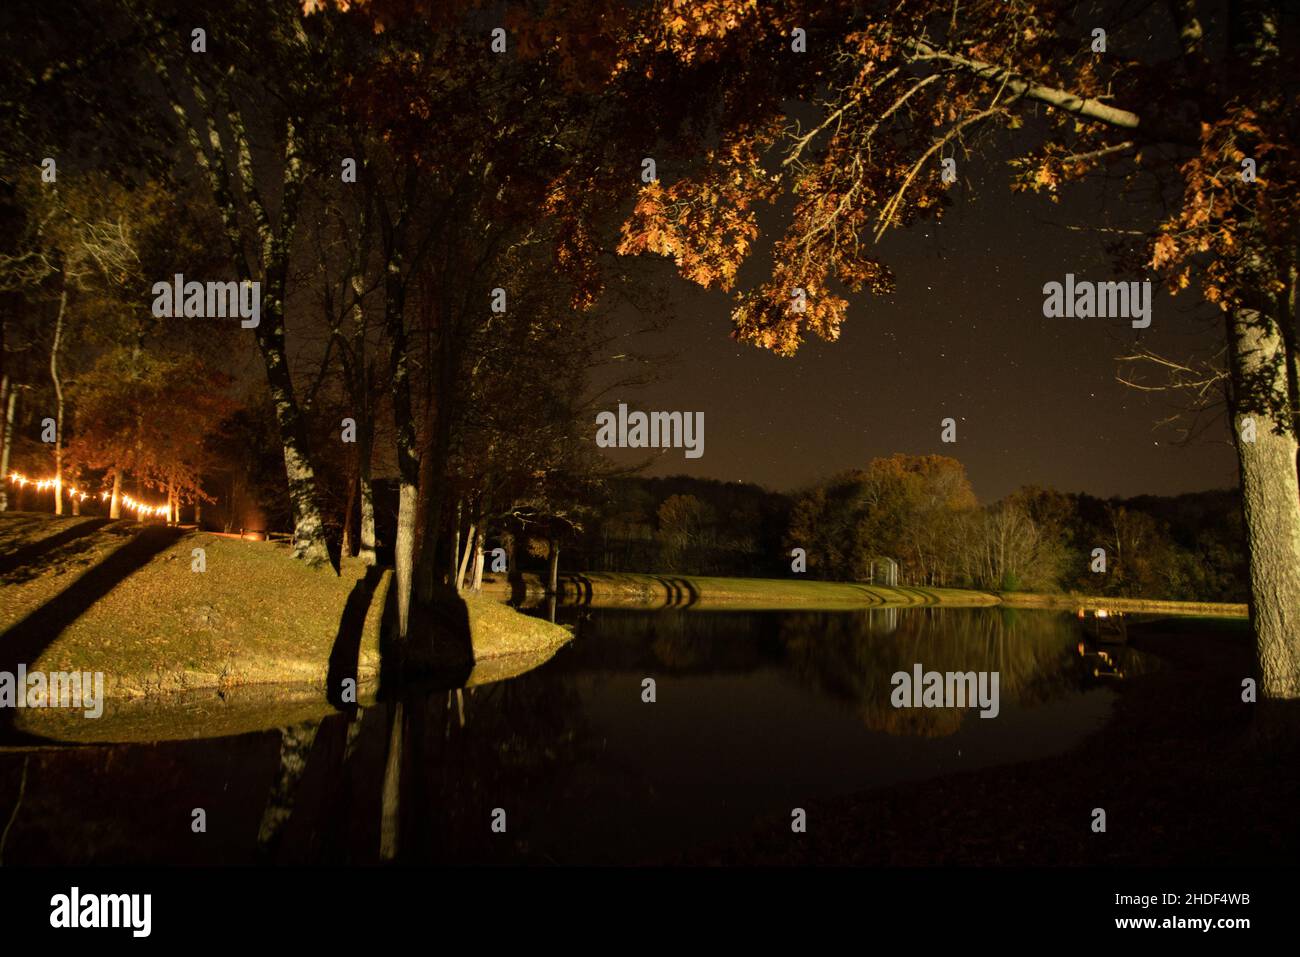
left=568, top=455, right=1247, bottom=603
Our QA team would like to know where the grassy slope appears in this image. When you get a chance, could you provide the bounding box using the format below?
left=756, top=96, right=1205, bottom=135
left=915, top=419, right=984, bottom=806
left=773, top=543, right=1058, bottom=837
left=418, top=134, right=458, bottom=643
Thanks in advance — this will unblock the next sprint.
left=26, top=530, right=389, bottom=695
left=1, top=515, right=571, bottom=701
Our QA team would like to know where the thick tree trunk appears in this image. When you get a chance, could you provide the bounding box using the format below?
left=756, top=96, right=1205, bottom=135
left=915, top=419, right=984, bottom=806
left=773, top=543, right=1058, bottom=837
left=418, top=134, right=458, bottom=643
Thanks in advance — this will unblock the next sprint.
left=378, top=180, right=421, bottom=637
left=257, top=305, right=330, bottom=565
left=1228, top=308, right=1300, bottom=703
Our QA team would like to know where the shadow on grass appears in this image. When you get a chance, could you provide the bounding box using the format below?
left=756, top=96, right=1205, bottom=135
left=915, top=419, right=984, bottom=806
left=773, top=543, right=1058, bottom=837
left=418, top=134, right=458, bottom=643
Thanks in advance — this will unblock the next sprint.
left=564, top=573, right=594, bottom=605
left=326, top=566, right=386, bottom=712
left=652, top=576, right=699, bottom=608
left=0, top=518, right=111, bottom=581
left=376, top=583, right=474, bottom=697
left=0, top=524, right=184, bottom=736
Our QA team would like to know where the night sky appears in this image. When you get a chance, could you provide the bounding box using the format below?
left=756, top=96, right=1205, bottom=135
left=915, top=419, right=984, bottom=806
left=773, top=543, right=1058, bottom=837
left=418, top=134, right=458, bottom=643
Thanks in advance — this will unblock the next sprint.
left=602, top=152, right=1237, bottom=502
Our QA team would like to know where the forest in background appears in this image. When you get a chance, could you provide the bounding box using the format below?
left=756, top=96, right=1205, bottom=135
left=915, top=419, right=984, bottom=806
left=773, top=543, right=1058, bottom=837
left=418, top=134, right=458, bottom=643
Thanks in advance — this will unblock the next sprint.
left=566, top=458, right=1247, bottom=602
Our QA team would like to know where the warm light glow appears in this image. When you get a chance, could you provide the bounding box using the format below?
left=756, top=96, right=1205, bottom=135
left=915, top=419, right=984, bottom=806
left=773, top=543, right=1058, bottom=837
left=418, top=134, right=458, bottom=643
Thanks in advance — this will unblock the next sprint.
left=6, top=472, right=169, bottom=518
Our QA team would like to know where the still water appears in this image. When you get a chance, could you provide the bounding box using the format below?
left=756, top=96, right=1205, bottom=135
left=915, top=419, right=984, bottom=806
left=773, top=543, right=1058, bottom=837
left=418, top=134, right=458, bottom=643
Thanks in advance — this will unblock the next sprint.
left=0, top=606, right=1141, bottom=865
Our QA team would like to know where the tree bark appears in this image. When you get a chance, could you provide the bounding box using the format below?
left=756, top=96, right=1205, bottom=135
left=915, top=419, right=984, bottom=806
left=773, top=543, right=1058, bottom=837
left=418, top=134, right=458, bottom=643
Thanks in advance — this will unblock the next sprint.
left=259, top=293, right=330, bottom=565
left=1228, top=307, right=1300, bottom=702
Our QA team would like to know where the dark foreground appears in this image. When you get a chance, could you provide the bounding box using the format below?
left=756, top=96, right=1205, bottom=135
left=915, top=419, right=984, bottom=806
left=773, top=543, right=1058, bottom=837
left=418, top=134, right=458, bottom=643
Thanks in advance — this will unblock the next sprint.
left=0, top=608, right=1293, bottom=866
left=683, top=618, right=1298, bottom=865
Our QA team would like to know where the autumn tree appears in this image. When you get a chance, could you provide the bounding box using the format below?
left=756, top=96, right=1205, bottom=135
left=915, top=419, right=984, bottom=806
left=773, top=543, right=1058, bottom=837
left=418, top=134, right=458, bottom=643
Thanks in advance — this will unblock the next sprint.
left=304, top=0, right=717, bottom=639
left=68, top=349, right=236, bottom=520
left=614, top=0, right=1300, bottom=713
left=786, top=454, right=976, bottom=584
left=0, top=174, right=150, bottom=513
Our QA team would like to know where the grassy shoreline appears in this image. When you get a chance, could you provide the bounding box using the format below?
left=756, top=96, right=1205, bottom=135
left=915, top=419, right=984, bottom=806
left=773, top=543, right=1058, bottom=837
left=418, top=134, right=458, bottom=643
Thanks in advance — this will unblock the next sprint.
left=0, top=514, right=572, bottom=719
left=0, top=512, right=1248, bottom=739
left=997, top=590, right=1247, bottom=618
left=486, top=569, right=1248, bottom=617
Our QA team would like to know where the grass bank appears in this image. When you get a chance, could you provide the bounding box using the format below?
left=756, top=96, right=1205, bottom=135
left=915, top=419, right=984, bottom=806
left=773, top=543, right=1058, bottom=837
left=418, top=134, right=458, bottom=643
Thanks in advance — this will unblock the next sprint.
left=998, top=590, right=1248, bottom=618
left=0, top=514, right=571, bottom=711
left=484, top=570, right=1248, bottom=618
left=485, top=570, right=1001, bottom=610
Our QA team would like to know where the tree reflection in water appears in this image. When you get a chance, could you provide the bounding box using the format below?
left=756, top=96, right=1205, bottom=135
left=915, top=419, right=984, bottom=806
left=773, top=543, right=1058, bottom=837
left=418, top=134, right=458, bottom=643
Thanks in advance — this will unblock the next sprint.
left=0, top=607, right=1165, bottom=865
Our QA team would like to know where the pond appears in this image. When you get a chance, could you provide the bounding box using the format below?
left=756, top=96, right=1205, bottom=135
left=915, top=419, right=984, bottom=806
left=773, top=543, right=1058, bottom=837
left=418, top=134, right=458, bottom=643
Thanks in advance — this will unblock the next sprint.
left=0, top=606, right=1153, bottom=865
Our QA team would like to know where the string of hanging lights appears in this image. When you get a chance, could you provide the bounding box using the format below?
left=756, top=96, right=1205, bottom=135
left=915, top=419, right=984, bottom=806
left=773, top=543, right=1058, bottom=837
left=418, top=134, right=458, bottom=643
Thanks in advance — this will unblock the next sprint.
left=6, top=471, right=170, bottom=519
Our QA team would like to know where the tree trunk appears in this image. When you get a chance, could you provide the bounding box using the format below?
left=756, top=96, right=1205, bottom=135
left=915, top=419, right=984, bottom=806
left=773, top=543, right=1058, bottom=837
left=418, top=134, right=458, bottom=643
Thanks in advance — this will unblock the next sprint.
left=471, top=520, right=487, bottom=593
left=357, top=416, right=377, bottom=566
left=342, top=466, right=358, bottom=558
left=394, top=481, right=418, bottom=641
left=547, top=539, right=560, bottom=595
left=109, top=469, right=121, bottom=519
left=449, top=499, right=462, bottom=585
left=0, top=377, right=13, bottom=512
left=378, top=181, right=421, bottom=637
left=1228, top=307, right=1300, bottom=703
left=50, top=282, right=66, bottom=516
left=456, top=521, right=476, bottom=592
left=359, top=474, right=377, bottom=565
left=258, top=308, right=330, bottom=565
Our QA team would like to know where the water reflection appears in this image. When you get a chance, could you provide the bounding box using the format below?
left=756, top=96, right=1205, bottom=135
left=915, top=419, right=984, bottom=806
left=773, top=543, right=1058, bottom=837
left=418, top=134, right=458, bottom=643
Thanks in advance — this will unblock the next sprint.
left=0, top=607, right=1157, bottom=865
